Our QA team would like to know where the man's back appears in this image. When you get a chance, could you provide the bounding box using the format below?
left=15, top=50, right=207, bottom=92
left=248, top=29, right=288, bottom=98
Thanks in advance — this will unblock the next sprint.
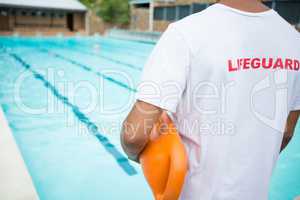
left=137, top=3, right=300, bottom=200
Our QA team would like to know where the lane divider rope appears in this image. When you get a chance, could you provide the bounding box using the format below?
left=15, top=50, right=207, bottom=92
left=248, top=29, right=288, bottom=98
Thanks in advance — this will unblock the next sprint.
left=44, top=41, right=143, bottom=71
left=39, top=48, right=137, bottom=93
left=10, top=53, right=138, bottom=176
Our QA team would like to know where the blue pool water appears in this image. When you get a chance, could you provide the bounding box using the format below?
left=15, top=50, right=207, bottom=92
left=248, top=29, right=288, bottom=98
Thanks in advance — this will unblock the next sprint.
left=0, top=36, right=299, bottom=200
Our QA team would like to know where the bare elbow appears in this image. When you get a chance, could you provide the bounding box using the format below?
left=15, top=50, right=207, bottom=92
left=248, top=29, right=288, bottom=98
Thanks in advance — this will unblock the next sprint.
left=120, top=100, right=162, bottom=160
left=122, top=132, right=147, bottom=149
left=121, top=121, right=148, bottom=156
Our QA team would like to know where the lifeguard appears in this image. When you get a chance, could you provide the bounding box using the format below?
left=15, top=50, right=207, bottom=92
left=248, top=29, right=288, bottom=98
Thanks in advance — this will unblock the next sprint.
left=228, top=58, right=300, bottom=72
left=121, top=1, right=300, bottom=200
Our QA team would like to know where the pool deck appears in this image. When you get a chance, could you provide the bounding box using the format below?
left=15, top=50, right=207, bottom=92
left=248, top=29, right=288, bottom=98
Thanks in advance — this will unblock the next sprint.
left=0, top=107, right=39, bottom=200
left=106, top=29, right=161, bottom=44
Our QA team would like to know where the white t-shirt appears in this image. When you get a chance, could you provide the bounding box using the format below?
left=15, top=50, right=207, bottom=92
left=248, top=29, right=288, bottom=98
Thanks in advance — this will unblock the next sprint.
left=136, top=3, right=300, bottom=200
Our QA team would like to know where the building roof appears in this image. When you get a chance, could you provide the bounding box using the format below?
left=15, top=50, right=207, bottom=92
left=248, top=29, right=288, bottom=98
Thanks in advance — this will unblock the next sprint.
left=0, top=0, right=87, bottom=11
left=130, top=0, right=150, bottom=4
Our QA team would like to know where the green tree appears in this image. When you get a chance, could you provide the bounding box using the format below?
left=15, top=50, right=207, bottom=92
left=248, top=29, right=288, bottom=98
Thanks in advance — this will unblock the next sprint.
left=79, top=0, right=97, bottom=8
left=97, top=0, right=130, bottom=25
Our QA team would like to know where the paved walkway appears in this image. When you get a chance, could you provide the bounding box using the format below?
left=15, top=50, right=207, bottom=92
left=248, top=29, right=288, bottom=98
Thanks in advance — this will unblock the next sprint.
left=0, top=108, right=39, bottom=200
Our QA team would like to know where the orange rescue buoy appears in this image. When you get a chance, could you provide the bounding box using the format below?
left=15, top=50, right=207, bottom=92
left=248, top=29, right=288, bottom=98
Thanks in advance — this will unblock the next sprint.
left=140, top=113, right=188, bottom=200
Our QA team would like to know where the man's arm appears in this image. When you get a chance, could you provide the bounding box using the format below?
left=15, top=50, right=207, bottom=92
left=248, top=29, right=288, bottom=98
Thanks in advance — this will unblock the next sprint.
left=281, top=110, right=300, bottom=152
left=121, top=100, right=163, bottom=162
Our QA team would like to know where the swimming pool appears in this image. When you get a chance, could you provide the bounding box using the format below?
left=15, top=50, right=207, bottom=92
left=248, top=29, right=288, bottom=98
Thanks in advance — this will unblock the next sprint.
left=0, top=36, right=299, bottom=200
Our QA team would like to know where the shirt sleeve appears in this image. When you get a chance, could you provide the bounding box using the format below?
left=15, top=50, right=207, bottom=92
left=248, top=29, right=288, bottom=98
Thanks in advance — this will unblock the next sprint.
left=136, top=24, right=191, bottom=113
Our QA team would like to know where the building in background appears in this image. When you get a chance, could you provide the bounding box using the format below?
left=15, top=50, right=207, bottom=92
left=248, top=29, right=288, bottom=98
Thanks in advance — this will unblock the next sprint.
left=152, top=0, right=217, bottom=31
left=130, top=0, right=152, bottom=32
left=0, top=0, right=87, bottom=35
left=130, top=0, right=300, bottom=32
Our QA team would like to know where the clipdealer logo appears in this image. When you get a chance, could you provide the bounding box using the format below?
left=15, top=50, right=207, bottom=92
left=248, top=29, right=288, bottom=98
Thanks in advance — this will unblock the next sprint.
left=250, top=70, right=289, bottom=132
